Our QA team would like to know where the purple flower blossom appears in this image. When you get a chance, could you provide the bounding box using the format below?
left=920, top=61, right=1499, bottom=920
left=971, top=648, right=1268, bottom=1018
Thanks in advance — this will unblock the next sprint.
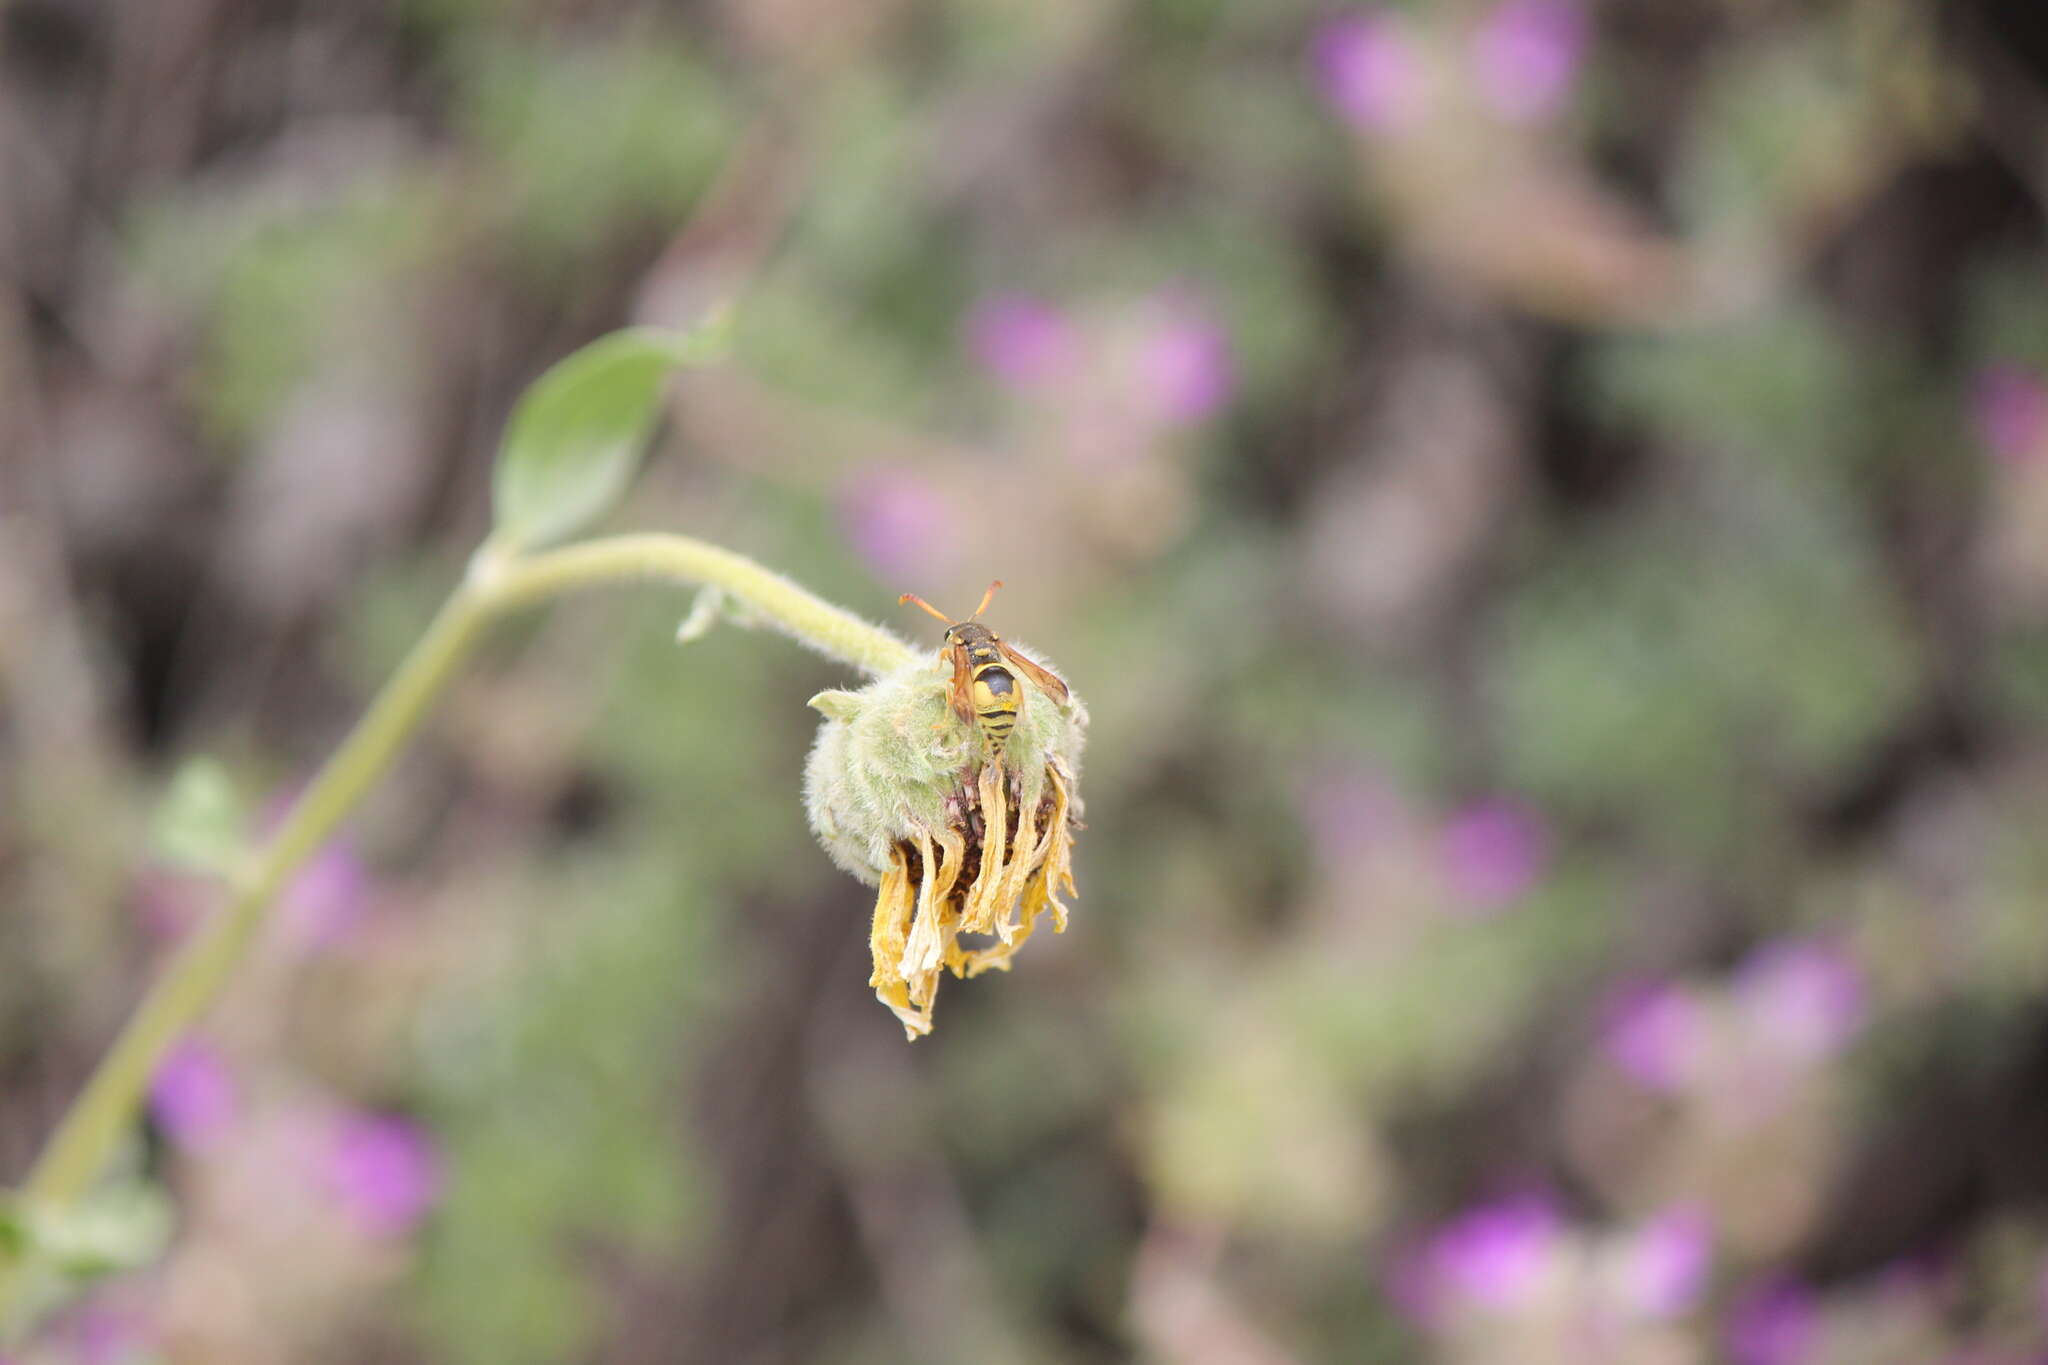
left=966, top=294, right=1076, bottom=389
left=1973, top=365, right=2048, bottom=463
left=1137, top=296, right=1235, bottom=426
left=1613, top=1207, right=1712, bottom=1320
left=73, top=1306, right=154, bottom=1365
left=1735, top=939, right=1865, bottom=1064
left=1728, top=1279, right=1820, bottom=1365
left=149, top=1037, right=238, bottom=1154
left=1300, top=768, right=1401, bottom=864
left=1382, top=1249, right=1440, bottom=1325
left=1472, top=0, right=1585, bottom=123
left=132, top=869, right=206, bottom=942
left=836, top=466, right=961, bottom=581
left=1438, top=799, right=1549, bottom=913
left=1870, top=1256, right=1945, bottom=1309
left=1416, top=1193, right=1566, bottom=1315
left=328, top=1113, right=441, bottom=1239
left=1601, top=980, right=1704, bottom=1094
left=284, top=842, right=368, bottom=951
left=1312, top=13, right=1428, bottom=134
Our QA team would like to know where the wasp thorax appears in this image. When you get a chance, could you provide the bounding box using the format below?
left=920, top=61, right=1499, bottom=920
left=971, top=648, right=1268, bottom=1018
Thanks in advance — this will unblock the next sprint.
left=805, top=647, right=1086, bottom=1038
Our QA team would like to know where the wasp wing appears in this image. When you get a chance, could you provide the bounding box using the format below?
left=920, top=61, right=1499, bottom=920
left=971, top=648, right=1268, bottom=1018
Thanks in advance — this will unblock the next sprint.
left=942, top=644, right=979, bottom=724
left=997, top=642, right=1070, bottom=705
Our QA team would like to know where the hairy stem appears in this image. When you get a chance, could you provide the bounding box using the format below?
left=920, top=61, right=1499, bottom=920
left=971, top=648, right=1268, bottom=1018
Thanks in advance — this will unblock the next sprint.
left=0, top=534, right=908, bottom=1330
left=486, top=533, right=916, bottom=677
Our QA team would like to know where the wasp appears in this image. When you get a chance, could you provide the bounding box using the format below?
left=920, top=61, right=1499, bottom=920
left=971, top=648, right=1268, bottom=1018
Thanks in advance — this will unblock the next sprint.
left=899, top=581, right=1070, bottom=767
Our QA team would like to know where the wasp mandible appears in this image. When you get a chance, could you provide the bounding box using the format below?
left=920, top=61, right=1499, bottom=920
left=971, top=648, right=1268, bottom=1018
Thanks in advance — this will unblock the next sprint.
left=899, top=581, right=1070, bottom=767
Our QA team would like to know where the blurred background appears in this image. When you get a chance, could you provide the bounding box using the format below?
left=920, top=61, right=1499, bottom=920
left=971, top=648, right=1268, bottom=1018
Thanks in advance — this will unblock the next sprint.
left=7, top=0, right=2048, bottom=1361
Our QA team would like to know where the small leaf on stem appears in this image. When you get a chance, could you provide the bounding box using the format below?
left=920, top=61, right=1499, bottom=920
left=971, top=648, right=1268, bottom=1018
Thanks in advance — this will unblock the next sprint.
left=149, top=758, right=247, bottom=874
left=491, top=318, right=728, bottom=551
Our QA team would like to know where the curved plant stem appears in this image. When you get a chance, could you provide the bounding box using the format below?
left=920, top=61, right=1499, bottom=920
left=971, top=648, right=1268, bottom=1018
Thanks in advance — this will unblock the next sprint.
left=17, top=591, right=490, bottom=1215
left=488, top=533, right=917, bottom=677
left=0, top=534, right=910, bottom=1331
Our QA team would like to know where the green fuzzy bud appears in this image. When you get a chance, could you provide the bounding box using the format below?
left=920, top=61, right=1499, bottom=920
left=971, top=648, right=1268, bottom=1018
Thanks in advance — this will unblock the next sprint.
left=804, top=643, right=1087, bottom=1037
left=804, top=647, right=1086, bottom=885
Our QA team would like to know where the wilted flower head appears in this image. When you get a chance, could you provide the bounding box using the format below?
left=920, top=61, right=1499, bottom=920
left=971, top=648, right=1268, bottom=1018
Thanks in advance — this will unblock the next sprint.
left=807, top=637, right=1086, bottom=1038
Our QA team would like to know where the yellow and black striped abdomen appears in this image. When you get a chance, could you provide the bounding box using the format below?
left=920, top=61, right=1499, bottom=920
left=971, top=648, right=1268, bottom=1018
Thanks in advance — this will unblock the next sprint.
left=970, top=663, right=1020, bottom=760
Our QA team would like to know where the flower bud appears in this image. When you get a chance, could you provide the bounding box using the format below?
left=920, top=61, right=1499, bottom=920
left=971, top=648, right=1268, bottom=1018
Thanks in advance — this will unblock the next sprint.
left=805, top=645, right=1086, bottom=1038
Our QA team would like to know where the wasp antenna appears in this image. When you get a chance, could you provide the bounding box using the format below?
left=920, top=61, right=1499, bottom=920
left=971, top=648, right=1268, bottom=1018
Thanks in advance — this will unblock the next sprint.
left=971, top=580, right=1004, bottom=619
left=899, top=593, right=954, bottom=625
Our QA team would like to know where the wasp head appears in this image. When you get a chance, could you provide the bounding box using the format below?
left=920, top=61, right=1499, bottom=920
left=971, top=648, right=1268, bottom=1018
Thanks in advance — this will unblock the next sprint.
left=945, top=621, right=1000, bottom=649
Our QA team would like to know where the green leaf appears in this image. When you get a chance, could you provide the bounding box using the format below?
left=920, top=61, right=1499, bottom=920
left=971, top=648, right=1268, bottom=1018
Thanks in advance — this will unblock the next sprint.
left=149, top=757, right=247, bottom=874
left=490, top=319, right=728, bottom=551
left=0, top=1193, right=25, bottom=1259
left=32, top=1183, right=174, bottom=1280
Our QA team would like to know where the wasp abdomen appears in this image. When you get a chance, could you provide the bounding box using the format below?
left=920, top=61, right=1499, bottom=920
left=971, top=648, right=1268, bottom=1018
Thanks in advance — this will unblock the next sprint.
left=971, top=665, right=1020, bottom=759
